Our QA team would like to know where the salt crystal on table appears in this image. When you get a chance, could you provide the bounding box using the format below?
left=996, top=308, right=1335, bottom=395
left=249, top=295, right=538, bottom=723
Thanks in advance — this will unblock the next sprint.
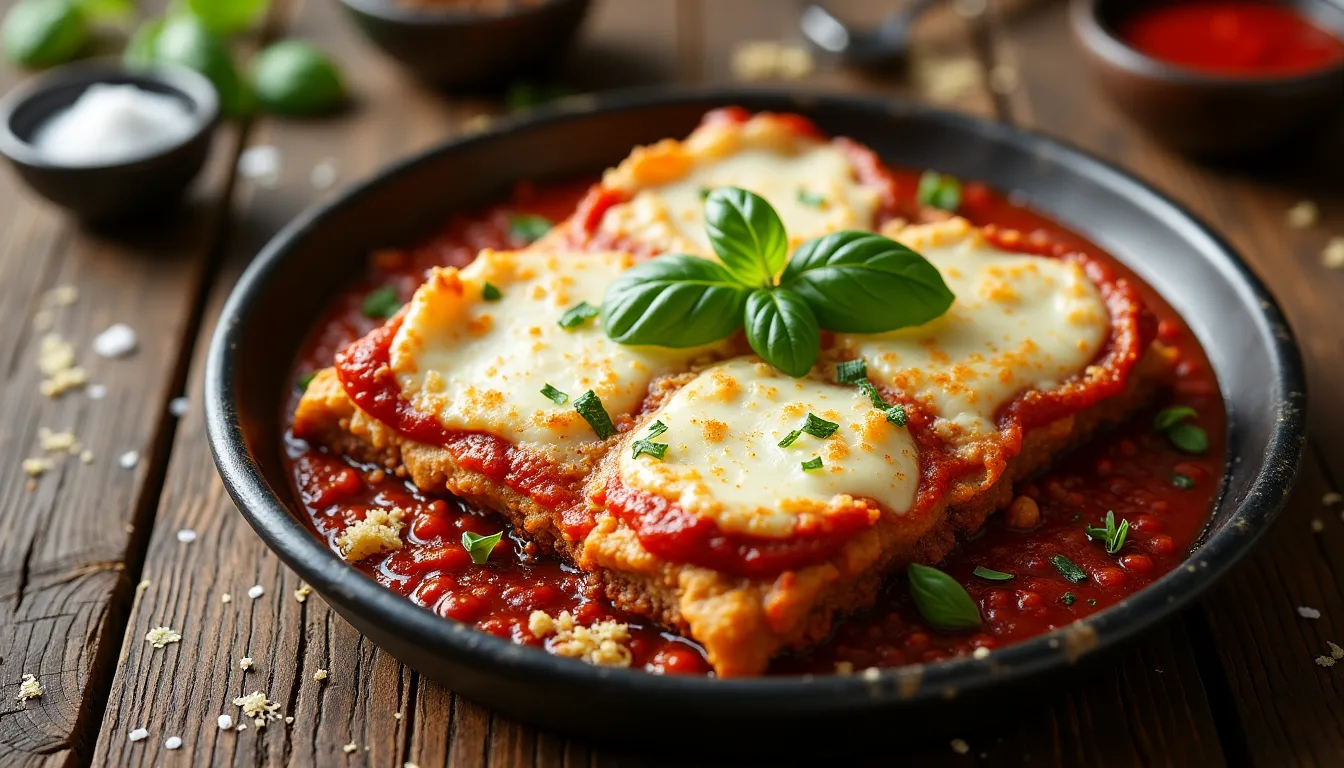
left=1298, top=606, right=1322, bottom=619
left=169, top=397, right=189, bottom=417
left=218, top=714, right=233, bottom=730
left=33, top=85, right=196, bottom=166
left=239, top=146, right=282, bottom=185
left=119, top=450, right=140, bottom=469
left=164, top=736, right=182, bottom=750
left=310, top=159, right=337, bottom=190
left=128, top=728, right=148, bottom=742
left=92, top=323, right=137, bottom=358
left=87, top=383, right=107, bottom=400
left=177, top=529, right=197, bottom=543
left=248, top=585, right=264, bottom=599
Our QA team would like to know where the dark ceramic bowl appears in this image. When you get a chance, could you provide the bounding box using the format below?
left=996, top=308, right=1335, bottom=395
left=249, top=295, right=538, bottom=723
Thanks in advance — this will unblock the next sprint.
left=1072, top=0, right=1344, bottom=155
left=0, top=60, right=219, bottom=223
left=206, top=89, right=1306, bottom=753
left=338, top=0, right=591, bottom=89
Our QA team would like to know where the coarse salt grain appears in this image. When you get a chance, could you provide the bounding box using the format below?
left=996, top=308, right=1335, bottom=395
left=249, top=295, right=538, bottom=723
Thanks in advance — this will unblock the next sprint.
left=176, top=529, right=197, bottom=543
left=92, top=323, right=138, bottom=358
left=218, top=714, right=233, bottom=730
left=87, top=383, right=107, bottom=400
left=1298, top=606, right=1322, bottom=619
left=247, top=585, right=264, bottom=599
left=129, top=728, right=149, bottom=742
left=119, top=450, right=140, bottom=469
left=310, top=159, right=338, bottom=190
left=169, top=396, right=189, bottom=417
left=238, top=145, right=281, bottom=184
left=33, top=85, right=197, bottom=166
left=165, top=736, right=183, bottom=750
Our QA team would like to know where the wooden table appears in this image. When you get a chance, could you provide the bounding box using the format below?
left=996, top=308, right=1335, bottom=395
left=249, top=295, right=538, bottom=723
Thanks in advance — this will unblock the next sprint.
left=2, top=0, right=1342, bottom=765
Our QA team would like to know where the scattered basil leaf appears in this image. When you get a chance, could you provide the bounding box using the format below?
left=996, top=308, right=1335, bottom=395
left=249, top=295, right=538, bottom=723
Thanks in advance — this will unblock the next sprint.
left=251, top=39, right=346, bottom=116
left=972, top=566, right=1014, bottom=581
left=573, top=390, right=616, bottom=440
left=801, top=456, right=823, bottom=471
left=79, top=0, right=133, bottom=22
left=149, top=15, right=252, bottom=117
left=1050, top=555, right=1088, bottom=584
left=781, top=230, right=955, bottom=333
left=1061, top=592, right=1076, bottom=606
left=1167, top=422, right=1209, bottom=454
left=698, top=186, right=711, bottom=201
left=778, top=429, right=803, bottom=448
left=1087, top=598, right=1098, bottom=606
left=802, top=413, right=839, bottom=439
left=508, top=213, right=552, bottom=244
left=602, top=254, right=749, bottom=348
left=744, top=287, right=820, bottom=378
left=1085, top=510, right=1130, bottom=555
left=835, top=358, right=867, bottom=386
left=558, top=301, right=599, bottom=329
left=482, top=281, right=502, bottom=301
left=916, top=171, right=962, bottom=211
left=631, top=420, right=669, bottom=460
left=539, top=384, right=568, bottom=405
left=187, top=0, right=269, bottom=35
left=122, top=14, right=164, bottom=68
left=704, top=187, right=789, bottom=287
left=461, top=530, right=503, bottom=564
left=361, top=285, right=401, bottom=319
left=1171, top=473, right=1195, bottom=490
left=1153, top=405, right=1198, bottom=432
left=907, top=563, right=980, bottom=631
left=297, top=372, right=316, bottom=392
left=884, top=402, right=909, bottom=428
left=2, top=0, right=86, bottom=68
left=796, top=189, right=827, bottom=208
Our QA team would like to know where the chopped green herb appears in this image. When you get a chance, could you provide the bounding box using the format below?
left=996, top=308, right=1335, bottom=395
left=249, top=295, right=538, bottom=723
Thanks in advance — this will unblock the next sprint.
left=540, top=384, right=569, bottom=405
left=558, top=301, right=600, bottom=329
left=297, top=372, right=316, bottom=392
left=1167, top=423, right=1209, bottom=454
left=1153, top=405, right=1198, bottom=432
left=1061, top=592, right=1076, bottom=606
left=1050, top=555, right=1088, bottom=584
left=631, top=420, right=669, bottom=460
left=482, top=281, right=502, bottom=301
left=854, top=379, right=908, bottom=427
left=778, top=429, right=803, bottom=448
left=884, top=403, right=908, bottom=428
left=508, top=213, right=552, bottom=244
left=802, top=413, right=839, bottom=439
left=461, top=530, right=503, bottom=564
left=361, top=285, right=401, bottom=319
left=505, top=81, right=570, bottom=111
left=796, top=189, right=827, bottom=208
left=835, top=358, right=867, bottom=386
left=573, top=390, right=616, bottom=439
left=907, top=563, right=981, bottom=631
left=698, top=186, right=712, bottom=201
left=972, top=566, right=1014, bottom=581
left=1085, top=510, right=1131, bottom=555
left=916, top=171, right=962, bottom=212
left=1171, top=473, right=1196, bottom=490
left=1087, top=599, right=1098, bottom=606
left=801, top=456, right=823, bottom=471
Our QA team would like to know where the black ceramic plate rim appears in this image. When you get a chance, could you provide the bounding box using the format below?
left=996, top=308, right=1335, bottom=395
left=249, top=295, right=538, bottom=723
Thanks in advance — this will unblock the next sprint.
left=0, top=59, right=219, bottom=171
left=206, top=86, right=1305, bottom=711
left=339, top=0, right=582, bottom=25
left=1071, top=0, right=1344, bottom=89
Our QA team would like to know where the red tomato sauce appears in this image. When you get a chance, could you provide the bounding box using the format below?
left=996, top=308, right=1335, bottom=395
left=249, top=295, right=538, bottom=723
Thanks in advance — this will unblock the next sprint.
left=285, top=171, right=1223, bottom=677
left=1120, top=1, right=1344, bottom=77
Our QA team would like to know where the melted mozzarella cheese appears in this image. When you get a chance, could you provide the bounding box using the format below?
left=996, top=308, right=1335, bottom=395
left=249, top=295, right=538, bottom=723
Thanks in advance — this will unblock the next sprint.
left=838, top=218, right=1110, bottom=444
left=617, top=359, right=919, bottom=539
left=597, top=114, right=880, bottom=257
left=389, top=250, right=726, bottom=451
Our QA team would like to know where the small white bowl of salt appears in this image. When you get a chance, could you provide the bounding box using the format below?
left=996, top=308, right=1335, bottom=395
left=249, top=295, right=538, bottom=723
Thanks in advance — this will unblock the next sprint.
left=0, top=59, right=219, bottom=223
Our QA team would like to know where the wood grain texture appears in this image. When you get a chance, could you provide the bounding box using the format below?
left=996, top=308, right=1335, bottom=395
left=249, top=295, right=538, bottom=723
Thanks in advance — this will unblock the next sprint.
left=991, top=0, right=1344, bottom=764
left=0, top=1, right=242, bottom=763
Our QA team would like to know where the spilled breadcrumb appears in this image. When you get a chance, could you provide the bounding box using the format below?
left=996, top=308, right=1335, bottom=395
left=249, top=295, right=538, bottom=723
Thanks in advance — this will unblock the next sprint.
left=233, top=691, right=282, bottom=728
left=16, top=674, right=42, bottom=701
left=336, top=508, right=406, bottom=562
left=528, top=610, right=632, bottom=667
left=145, top=626, right=182, bottom=648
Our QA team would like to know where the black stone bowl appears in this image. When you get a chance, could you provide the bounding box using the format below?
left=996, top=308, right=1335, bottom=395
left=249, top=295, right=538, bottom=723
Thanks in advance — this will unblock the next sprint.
left=205, top=90, right=1306, bottom=755
left=338, top=0, right=591, bottom=90
left=0, top=60, right=219, bottom=223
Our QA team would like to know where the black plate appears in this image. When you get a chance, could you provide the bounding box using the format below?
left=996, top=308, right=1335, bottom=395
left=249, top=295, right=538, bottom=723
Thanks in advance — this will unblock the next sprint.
left=205, top=89, right=1306, bottom=752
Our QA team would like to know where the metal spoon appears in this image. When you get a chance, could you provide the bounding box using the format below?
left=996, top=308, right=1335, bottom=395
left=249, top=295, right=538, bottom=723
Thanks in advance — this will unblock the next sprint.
left=801, top=0, right=943, bottom=71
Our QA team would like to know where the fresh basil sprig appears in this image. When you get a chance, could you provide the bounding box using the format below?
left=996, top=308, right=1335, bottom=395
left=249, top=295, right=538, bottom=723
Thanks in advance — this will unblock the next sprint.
left=600, top=187, right=955, bottom=378
left=907, top=563, right=980, bottom=631
left=1085, top=510, right=1130, bottom=555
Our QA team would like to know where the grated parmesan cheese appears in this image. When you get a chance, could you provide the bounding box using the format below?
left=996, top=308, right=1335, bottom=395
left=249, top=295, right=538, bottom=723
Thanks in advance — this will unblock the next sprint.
left=22, top=457, right=54, bottom=477
left=335, top=508, right=406, bottom=562
left=1286, top=201, right=1318, bottom=229
left=145, top=626, right=182, bottom=648
left=343, top=743, right=359, bottom=754
left=233, top=691, right=282, bottom=727
left=1330, top=641, right=1344, bottom=660
left=314, top=669, right=328, bottom=682
left=1315, top=655, right=1336, bottom=667
left=221, top=593, right=232, bottom=603
left=239, top=657, right=254, bottom=670
left=294, top=584, right=312, bottom=603
left=37, top=334, right=87, bottom=397
left=527, top=610, right=633, bottom=667
left=1324, top=238, right=1344, bottom=270
left=16, top=674, right=42, bottom=701
left=38, top=427, right=80, bottom=453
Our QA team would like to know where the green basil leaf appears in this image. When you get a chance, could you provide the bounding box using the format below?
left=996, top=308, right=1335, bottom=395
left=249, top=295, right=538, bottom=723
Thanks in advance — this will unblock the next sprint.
left=1167, top=422, right=1209, bottom=455
left=2, top=0, right=87, bottom=68
left=907, top=563, right=980, bottom=631
left=539, top=384, right=568, bottom=405
left=1153, top=405, right=1198, bottom=432
left=1050, top=555, right=1088, bottom=584
left=781, top=231, right=955, bottom=333
left=573, top=390, right=616, bottom=440
left=461, top=530, right=503, bottom=565
left=801, top=456, right=823, bottom=471
left=187, top=0, right=269, bottom=35
left=297, top=372, right=315, bottom=392
left=601, top=254, right=748, bottom=347
left=151, top=15, right=251, bottom=117
left=778, top=429, right=803, bottom=448
left=362, top=285, right=401, bottom=319
left=972, top=566, right=1013, bottom=581
left=508, top=213, right=552, bottom=244
left=835, top=358, right=867, bottom=386
left=78, top=0, right=132, bottom=23
left=704, top=187, right=788, bottom=287
left=482, top=281, right=502, bottom=301
left=123, top=15, right=165, bottom=69
left=1061, top=592, right=1076, bottom=606
left=1171, top=473, right=1195, bottom=490
left=744, top=288, right=819, bottom=378
left=251, top=39, right=346, bottom=117
left=801, top=413, right=839, bottom=439
left=557, top=301, right=599, bottom=329
left=797, top=189, right=827, bottom=208
left=916, top=171, right=962, bottom=211
left=632, top=439, right=668, bottom=460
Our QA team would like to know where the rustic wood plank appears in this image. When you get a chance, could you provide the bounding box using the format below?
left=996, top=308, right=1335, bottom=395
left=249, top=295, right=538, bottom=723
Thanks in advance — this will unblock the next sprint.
left=0, top=0, right=244, bottom=763
left=991, top=0, right=1344, bottom=764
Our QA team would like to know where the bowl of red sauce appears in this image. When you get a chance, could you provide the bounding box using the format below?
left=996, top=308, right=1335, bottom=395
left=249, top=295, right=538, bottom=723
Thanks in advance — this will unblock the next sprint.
left=1072, top=0, right=1344, bottom=154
